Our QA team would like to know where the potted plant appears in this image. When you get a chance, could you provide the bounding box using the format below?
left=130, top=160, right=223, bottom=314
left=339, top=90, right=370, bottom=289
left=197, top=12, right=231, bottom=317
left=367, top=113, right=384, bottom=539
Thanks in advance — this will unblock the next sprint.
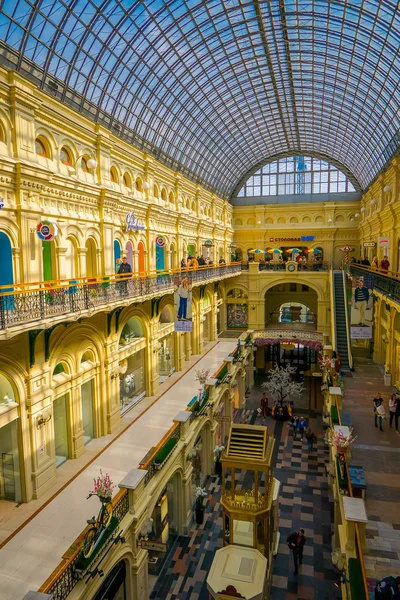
left=325, top=428, right=357, bottom=455
left=90, top=470, right=115, bottom=503
left=194, top=487, right=208, bottom=525
left=214, top=445, right=224, bottom=476
left=195, top=369, right=210, bottom=401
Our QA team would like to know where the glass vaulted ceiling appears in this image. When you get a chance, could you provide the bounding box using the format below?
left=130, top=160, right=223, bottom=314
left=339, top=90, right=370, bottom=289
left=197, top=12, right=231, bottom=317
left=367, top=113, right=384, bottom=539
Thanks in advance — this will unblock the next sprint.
left=0, top=0, right=399, bottom=199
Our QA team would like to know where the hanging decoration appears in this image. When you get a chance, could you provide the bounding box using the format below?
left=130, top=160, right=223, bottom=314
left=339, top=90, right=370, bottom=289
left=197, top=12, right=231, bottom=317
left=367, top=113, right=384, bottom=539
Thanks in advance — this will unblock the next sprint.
left=339, top=246, right=353, bottom=263
left=36, top=220, right=58, bottom=241
left=155, top=235, right=167, bottom=247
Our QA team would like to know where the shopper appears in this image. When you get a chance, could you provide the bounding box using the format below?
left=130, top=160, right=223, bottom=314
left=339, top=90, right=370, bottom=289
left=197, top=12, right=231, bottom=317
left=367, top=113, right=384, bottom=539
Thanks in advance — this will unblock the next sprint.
left=260, top=392, right=269, bottom=418
left=287, top=529, right=306, bottom=575
left=380, top=255, right=390, bottom=273
left=305, top=427, right=317, bottom=453
left=298, top=416, right=308, bottom=440
left=395, top=393, right=400, bottom=434
left=374, top=393, right=385, bottom=431
left=371, top=256, right=379, bottom=270
left=291, top=415, right=299, bottom=439
left=389, top=394, right=398, bottom=429
left=118, top=256, right=132, bottom=295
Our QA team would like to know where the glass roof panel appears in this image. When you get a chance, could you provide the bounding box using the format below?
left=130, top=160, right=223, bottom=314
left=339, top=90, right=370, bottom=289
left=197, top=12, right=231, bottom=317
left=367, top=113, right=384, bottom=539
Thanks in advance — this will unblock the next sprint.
left=0, top=0, right=398, bottom=198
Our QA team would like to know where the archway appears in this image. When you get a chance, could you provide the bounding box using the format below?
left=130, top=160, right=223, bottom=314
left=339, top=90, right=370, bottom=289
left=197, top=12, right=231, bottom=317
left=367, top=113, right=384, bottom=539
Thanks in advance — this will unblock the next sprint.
left=85, top=238, right=97, bottom=278
left=119, top=316, right=147, bottom=414
left=138, top=242, right=145, bottom=275
left=0, top=232, right=13, bottom=289
left=80, top=351, right=96, bottom=445
left=273, top=302, right=316, bottom=327
left=52, top=362, right=71, bottom=467
left=114, top=240, right=121, bottom=273
left=264, top=283, right=318, bottom=329
left=156, top=243, right=165, bottom=271
left=65, top=237, right=78, bottom=280
left=92, top=560, right=128, bottom=600
left=0, top=373, right=22, bottom=502
left=42, top=240, right=56, bottom=281
left=125, top=241, right=133, bottom=271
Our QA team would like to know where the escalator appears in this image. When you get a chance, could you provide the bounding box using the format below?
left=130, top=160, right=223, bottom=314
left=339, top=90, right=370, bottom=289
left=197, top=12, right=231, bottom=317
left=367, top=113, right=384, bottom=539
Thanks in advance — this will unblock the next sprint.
left=333, top=271, right=352, bottom=372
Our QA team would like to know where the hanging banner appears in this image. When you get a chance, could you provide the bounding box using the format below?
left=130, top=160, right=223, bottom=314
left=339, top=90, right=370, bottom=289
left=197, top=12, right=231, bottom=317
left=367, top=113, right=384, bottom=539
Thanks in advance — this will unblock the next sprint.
left=350, top=275, right=374, bottom=339
left=174, top=274, right=193, bottom=332
left=378, top=237, right=390, bottom=248
left=156, top=235, right=167, bottom=247
left=125, top=211, right=145, bottom=231
left=36, top=220, right=58, bottom=241
left=203, top=239, right=213, bottom=247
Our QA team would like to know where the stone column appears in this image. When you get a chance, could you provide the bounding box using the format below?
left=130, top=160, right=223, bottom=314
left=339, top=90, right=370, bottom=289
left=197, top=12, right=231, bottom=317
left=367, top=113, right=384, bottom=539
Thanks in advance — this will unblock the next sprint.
left=78, top=247, right=87, bottom=278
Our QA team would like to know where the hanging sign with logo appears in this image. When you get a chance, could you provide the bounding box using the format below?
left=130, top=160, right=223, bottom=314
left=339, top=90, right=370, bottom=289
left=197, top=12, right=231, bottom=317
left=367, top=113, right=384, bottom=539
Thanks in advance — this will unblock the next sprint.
left=203, top=239, right=213, bottom=247
left=156, top=235, right=167, bottom=247
left=378, top=237, right=390, bottom=247
left=363, top=242, right=376, bottom=248
left=126, top=211, right=145, bottom=232
left=36, top=220, right=58, bottom=241
left=269, top=236, right=314, bottom=242
left=0, top=197, right=4, bottom=210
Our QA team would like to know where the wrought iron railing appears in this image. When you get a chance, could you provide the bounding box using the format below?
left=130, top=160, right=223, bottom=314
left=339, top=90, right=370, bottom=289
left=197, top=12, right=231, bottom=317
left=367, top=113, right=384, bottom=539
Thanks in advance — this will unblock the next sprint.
left=38, top=489, right=129, bottom=600
left=0, top=263, right=241, bottom=331
left=139, top=423, right=181, bottom=486
left=348, top=264, right=400, bottom=303
left=258, top=261, right=330, bottom=272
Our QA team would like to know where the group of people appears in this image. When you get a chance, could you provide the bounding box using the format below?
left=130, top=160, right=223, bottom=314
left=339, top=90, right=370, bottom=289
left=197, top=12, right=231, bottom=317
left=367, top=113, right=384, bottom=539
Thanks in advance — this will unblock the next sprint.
left=352, top=255, right=390, bottom=273
left=180, top=255, right=215, bottom=268
left=374, top=392, right=400, bottom=432
left=259, top=393, right=293, bottom=421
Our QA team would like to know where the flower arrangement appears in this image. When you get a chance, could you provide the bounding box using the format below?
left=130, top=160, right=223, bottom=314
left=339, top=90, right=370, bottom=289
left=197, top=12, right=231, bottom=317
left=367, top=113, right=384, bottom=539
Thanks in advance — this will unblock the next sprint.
left=90, top=470, right=115, bottom=500
left=195, top=369, right=210, bottom=386
left=214, top=445, right=224, bottom=462
left=195, top=486, right=208, bottom=509
left=318, top=355, right=331, bottom=370
left=325, top=428, right=356, bottom=451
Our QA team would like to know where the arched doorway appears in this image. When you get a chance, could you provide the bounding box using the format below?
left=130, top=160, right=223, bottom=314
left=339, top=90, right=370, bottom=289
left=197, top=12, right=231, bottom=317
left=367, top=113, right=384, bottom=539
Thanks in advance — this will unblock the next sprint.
left=0, top=232, right=13, bottom=289
left=138, top=242, right=145, bottom=275
left=156, top=243, right=165, bottom=271
left=125, top=241, right=133, bottom=271
left=264, top=283, right=318, bottom=329
left=85, top=238, right=97, bottom=278
left=158, top=305, right=175, bottom=382
left=114, top=240, right=121, bottom=273
left=0, top=373, right=22, bottom=502
left=274, top=302, right=316, bottom=327
left=42, top=240, right=56, bottom=281
left=119, top=316, right=147, bottom=413
left=92, top=560, right=128, bottom=600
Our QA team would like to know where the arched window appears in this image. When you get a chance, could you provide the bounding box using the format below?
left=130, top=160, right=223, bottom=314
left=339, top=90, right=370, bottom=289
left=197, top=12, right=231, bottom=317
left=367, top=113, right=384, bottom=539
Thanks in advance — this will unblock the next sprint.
left=110, top=167, right=118, bottom=183
left=238, top=156, right=357, bottom=197
left=81, top=156, right=89, bottom=172
left=153, top=184, right=159, bottom=199
left=60, top=146, right=72, bottom=165
left=135, top=178, right=143, bottom=192
left=123, top=173, right=132, bottom=188
left=35, top=138, right=47, bottom=157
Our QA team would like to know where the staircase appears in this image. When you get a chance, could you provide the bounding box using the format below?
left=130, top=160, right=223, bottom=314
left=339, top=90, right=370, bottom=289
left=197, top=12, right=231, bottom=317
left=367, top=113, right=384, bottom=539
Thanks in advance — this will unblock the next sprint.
left=333, top=271, right=351, bottom=372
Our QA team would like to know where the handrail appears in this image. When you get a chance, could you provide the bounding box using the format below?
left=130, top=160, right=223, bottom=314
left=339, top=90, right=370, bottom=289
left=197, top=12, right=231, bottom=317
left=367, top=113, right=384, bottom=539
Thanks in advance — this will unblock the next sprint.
left=336, top=402, right=369, bottom=600
left=342, top=269, right=354, bottom=370
left=139, top=422, right=179, bottom=471
left=347, top=262, right=400, bottom=281
left=330, top=268, right=337, bottom=352
left=0, top=262, right=242, bottom=295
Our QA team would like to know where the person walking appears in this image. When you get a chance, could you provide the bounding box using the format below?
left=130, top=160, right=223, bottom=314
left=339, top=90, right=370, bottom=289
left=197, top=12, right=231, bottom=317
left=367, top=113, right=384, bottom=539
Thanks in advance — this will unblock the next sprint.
left=298, top=416, right=308, bottom=440
left=287, top=529, right=306, bottom=575
left=260, top=392, right=269, bottom=418
left=291, top=415, right=299, bottom=439
left=374, top=393, right=385, bottom=431
left=305, top=427, right=317, bottom=453
left=118, top=256, right=132, bottom=295
left=380, top=255, right=390, bottom=274
left=371, top=255, right=379, bottom=271
left=389, top=393, right=398, bottom=429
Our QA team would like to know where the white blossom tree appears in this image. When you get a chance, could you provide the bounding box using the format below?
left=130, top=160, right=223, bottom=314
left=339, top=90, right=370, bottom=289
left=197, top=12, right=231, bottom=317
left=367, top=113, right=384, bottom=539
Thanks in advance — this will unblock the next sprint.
left=261, top=364, right=304, bottom=404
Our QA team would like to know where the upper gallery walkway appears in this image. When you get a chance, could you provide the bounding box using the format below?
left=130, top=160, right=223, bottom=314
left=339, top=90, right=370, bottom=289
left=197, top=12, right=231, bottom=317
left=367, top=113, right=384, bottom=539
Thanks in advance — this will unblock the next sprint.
left=0, top=339, right=238, bottom=599
left=0, top=263, right=242, bottom=338
left=348, top=263, right=400, bottom=304
left=341, top=354, right=400, bottom=582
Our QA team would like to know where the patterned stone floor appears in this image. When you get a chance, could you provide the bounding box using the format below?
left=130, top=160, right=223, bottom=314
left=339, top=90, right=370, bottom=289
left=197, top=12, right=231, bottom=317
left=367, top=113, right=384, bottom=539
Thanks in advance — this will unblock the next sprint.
left=151, top=395, right=341, bottom=599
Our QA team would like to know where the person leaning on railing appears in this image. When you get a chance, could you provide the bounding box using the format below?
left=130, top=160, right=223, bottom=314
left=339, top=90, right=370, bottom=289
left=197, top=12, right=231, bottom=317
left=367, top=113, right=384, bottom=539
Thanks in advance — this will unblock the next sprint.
left=117, top=256, right=132, bottom=295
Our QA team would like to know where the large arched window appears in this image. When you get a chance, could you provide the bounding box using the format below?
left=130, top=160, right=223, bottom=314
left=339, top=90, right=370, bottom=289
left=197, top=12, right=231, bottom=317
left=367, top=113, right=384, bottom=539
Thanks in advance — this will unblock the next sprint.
left=238, top=156, right=356, bottom=198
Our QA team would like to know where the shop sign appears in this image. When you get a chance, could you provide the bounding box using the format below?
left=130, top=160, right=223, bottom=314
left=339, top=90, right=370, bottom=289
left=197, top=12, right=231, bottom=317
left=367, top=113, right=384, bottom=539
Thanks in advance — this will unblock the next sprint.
left=156, top=235, right=167, bottom=247
left=203, top=239, right=213, bottom=247
left=214, top=415, right=231, bottom=422
left=0, top=197, right=4, bottom=209
left=36, top=220, right=58, bottom=241
left=269, top=236, right=314, bottom=242
left=378, top=237, right=390, bottom=247
left=126, top=211, right=145, bottom=232
left=312, top=372, right=323, bottom=377
left=140, top=540, right=167, bottom=553
left=363, top=242, right=376, bottom=248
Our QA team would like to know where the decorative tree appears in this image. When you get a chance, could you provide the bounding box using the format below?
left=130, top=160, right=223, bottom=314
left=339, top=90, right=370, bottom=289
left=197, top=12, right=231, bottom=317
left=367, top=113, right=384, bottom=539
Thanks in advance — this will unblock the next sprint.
left=261, top=364, right=304, bottom=404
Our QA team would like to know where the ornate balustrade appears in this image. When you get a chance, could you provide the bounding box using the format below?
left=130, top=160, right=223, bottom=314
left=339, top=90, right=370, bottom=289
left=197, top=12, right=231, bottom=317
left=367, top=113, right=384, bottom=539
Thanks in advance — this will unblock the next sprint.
left=0, top=263, right=242, bottom=332
left=348, top=264, right=400, bottom=303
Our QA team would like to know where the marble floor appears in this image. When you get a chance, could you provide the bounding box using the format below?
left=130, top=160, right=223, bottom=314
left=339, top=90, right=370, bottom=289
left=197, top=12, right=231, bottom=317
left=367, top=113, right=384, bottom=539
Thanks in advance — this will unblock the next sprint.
left=0, top=340, right=237, bottom=600
left=150, top=401, right=342, bottom=600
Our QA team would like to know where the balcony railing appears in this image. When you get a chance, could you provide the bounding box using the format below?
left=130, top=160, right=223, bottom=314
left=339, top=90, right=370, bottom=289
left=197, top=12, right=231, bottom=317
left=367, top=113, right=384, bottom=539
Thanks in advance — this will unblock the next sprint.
left=347, top=264, right=400, bottom=303
left=0, top=263, right=242, bottom=331
left=258, top=261, right=330, bottom=272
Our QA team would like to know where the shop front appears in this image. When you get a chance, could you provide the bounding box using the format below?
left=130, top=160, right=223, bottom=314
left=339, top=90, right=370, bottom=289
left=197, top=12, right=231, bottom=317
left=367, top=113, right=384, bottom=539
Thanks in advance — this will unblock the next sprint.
left=158, top=333, right=175, bottom=382
left=0, top=417, right=22, bottom=503
left=92, top=560, right=127, bottom=600
left=53, top=393, right=69, bottom=468
left=119, top=349, right=146, bottom=414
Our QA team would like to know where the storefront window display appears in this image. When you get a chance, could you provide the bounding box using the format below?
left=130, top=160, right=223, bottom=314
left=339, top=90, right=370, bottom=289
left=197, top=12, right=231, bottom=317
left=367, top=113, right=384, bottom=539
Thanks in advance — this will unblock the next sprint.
left=227, top=304, right=248, bottom=329
left=53, top=394, right=69, bottom=468
left=0, top=419, right=22, bottom=502
left=120, top=349, right=146, bottom=414
left=158, top=334, right=175, bottom=381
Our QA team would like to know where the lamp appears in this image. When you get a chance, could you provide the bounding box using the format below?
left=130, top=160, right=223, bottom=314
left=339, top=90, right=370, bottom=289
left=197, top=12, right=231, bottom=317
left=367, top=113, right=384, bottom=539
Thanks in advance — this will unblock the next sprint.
left=350, top=218, right=354, bottom=222
left=36, top=411, right=52, bottom=429
left=74, top=154, right=97, bottom=172
left=384, top=185, right=391, bottom=192
left=328, top=218, right=333, bottom=223
left=143, top=181, right=150, bottom=190
left=354, top=213, right=360, bottom=218
left=334, top=572, right=348, bottom=588
left=371, top=198, right=377, bottom=205
left=360, top=207, right=366, bottom=212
